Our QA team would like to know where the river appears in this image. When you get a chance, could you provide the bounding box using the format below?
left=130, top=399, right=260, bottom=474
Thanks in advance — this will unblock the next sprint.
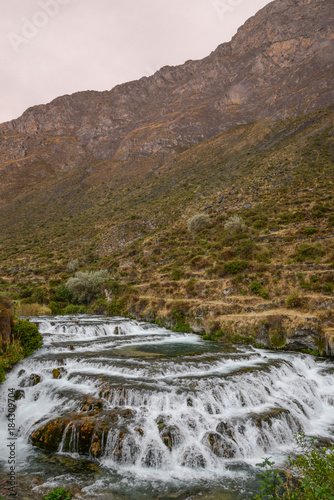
left=0, top=315, right=333, bottom=499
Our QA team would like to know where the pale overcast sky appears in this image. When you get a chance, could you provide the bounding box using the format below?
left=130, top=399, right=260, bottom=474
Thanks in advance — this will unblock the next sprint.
left=0, top=0, right=272, bottom=124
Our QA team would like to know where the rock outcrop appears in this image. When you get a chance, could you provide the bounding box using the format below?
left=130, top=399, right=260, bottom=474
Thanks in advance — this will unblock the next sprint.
left=0, top=0, right=333, bottom=168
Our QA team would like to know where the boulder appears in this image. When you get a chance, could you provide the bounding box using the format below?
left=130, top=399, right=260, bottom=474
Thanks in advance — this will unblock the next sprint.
left=30, top=406, right=135, bottom=458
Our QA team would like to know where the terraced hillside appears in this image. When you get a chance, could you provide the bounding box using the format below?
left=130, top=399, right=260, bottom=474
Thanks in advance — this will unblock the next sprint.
left=0, top=0, right=333, bottom=356
left=1, top=105, right=333, bottom=354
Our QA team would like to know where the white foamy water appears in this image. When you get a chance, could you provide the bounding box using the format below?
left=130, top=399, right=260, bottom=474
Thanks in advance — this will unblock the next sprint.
left=0, top=315, right=333, bottom=499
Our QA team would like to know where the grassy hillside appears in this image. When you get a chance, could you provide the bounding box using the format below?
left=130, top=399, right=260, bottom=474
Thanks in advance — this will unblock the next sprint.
left=0, top=105, right=333, bottom=352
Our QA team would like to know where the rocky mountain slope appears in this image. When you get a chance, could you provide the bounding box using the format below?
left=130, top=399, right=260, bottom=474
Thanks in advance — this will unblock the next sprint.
left=0, top=0, right=333, bottom=197
left=0, top=0, right=333, bottom=355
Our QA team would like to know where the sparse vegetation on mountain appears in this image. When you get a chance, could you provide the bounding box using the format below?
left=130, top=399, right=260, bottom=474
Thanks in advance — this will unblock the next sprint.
left=224, top=215, right=246, bottom=235
left=187, top=214, right=211, bottom=234
left=65, top=270, right=110, bottom=304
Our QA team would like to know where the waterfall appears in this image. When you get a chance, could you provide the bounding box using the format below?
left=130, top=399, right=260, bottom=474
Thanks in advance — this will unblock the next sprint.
left=0, top=315, right=333, bottom=498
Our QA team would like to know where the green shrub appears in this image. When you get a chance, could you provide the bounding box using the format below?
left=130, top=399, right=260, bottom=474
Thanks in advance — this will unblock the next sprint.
left=253, top=433, right=334, bottom=499
left=312, top=203, right=331, bottom=219
left=250, top=281, right=269, bottom=299
left=48, top=301, right=62, bottom=315
left=187, top=213, right=211, bottom=233
left=285, top=292, right=303, bottom=309
left=224, top=260, right=249, bottom=275
left=18, top=287, right=33, bottom=299
left=323, top=283, right=333, bottom=294
left=43, top=488, right=72, bottom=500
left=224, top=215, right=246, bottom=234
left=62, top=304, right=87, bottom=315
left=185, top=278, right=197, bottom=296
left=31, top=287, right=47, bottom=304
left=106, top=298, right=126, bottom=316
left=53, top=284, right=73, bottom=303
left=12, top=319, right=42, bottom=357
left=295, top=244, right=324, bottom=262
left=107, top=280, right=122, bottom=295
left=235, top=239, right=257, bottom=260
left=253, top=218, right=268, bottom=229
left=171, top=308, right=192, bottom=332
left=66, top=270, right=109, bottom=304
left=303, top=227, right=318, bottom=236
left=171, top=269, right=184, bottom=281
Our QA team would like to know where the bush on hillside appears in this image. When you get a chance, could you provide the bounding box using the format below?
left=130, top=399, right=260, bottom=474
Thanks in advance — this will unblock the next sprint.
left=224, top=215, right=246, bottom=234
left=66, top=270, right=110, bottom=304
left=187, top=214, right=211, bottom=234
left=285, top=292, right=303, bottom=309
left=295, top=243, right=324, bottom=262
left=224, top=260, right=249, bottom=275
left=53, top=284, right=73, bottom=303
left=12, top=319, right=42, bottom=357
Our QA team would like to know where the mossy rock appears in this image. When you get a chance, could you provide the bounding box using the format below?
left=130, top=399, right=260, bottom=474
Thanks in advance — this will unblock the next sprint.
left=31, top=406, right=136, bottom=457
left=14, top=389, right=25, bottom=400
left=20, top=373, right=41, bottom=387
left=160, top=425, right=181, bottom=450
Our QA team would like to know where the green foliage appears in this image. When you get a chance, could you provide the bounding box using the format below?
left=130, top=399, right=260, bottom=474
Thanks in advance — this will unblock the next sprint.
left=0, top=341, right=24, bottom=384
left=66, top=270, right=109, bottom=304
left=295, top=243, right=324, bottom=262
left=234, top=239, right=257, bottom=260
left=285, top=292, right=303, bottom=309
left=185, top=278, right=197, bottom=296
left=254, top=457, right=284, bottom=499
left=53, top=284, right=73, bottom=303
left=224, top=260, right=249, bottom=275
left=31, top=286, right=47, bottom=304
left=171, top=268, right=184, bottom=281
left=253, top=218, right=268, bottom=229
left=187, top=213, right=211, bottom=233
left=250, top=281, right=269, bottom=299
left=43, top=488, right=72, bottom=500
left=17, top=286, right=33, bottom=299
left=323, top=283, right=333, bottom=294
left=62, top=304, right=87, bottom=315
left=254, top=433, right=334, bottom=499
left=203, top=327, right=254, bottom=345
left=12, top=319, right=42, bottom=357
left=107, top=280, right=122, bottom=295
left=303, top=227, right=318, bottom=236
left=48, top=301, right=62, bottom=315
left=171, top=308, right=192, bottom=332
left=106, top=298, right=126, bottom=316
left=312, top=203, right=331, bottom=219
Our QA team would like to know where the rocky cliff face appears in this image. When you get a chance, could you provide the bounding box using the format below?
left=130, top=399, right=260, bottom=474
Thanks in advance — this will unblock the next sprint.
left=1, top=0, right=333, bottom=166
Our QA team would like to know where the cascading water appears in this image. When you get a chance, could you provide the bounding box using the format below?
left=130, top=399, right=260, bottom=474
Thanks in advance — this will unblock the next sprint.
left=0, top=315, right=333, bottom=499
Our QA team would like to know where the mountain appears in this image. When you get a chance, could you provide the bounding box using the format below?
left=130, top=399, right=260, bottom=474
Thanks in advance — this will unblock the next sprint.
left=0, top=0, right=333, bottom=354
left=1, top=0, right=333, bottom=162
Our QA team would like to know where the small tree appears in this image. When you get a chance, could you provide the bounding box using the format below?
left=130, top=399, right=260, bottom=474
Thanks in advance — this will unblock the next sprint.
left=187, top=213, right=210, bottom=234
left=66, top=270, right=109, bottom=304
left=224, top=215, right=246, bottom=234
